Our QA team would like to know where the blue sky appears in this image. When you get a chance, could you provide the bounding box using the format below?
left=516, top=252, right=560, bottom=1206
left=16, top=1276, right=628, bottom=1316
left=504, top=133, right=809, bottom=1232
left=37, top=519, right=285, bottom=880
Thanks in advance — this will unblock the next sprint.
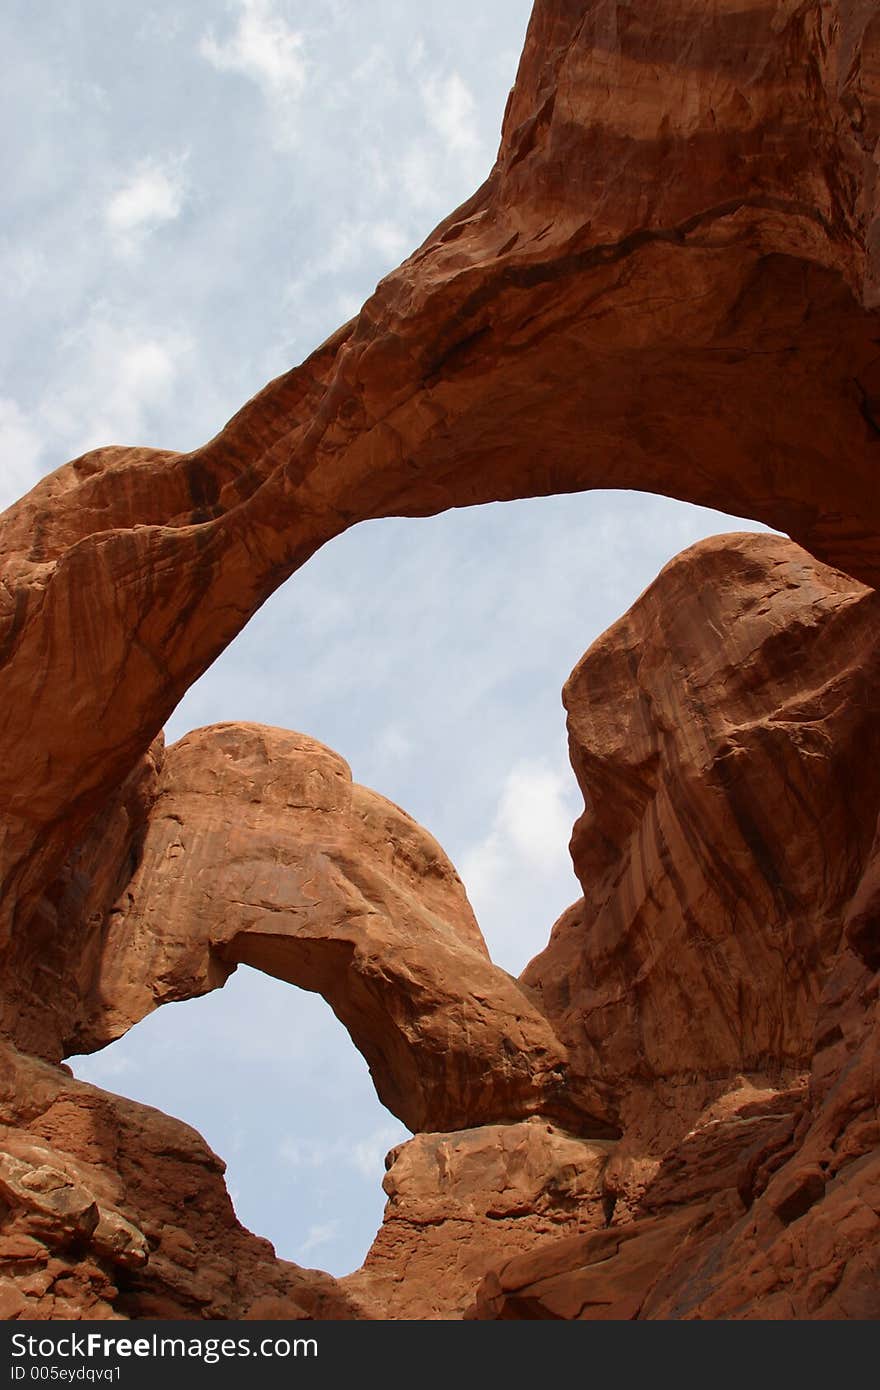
left=4, top=0, right=765, bottom=1277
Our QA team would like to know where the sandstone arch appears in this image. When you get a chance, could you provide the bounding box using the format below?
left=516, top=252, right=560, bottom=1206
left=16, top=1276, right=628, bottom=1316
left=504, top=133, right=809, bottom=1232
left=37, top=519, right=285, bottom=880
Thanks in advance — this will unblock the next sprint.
left=3, top=0, right=880, bottom=1322
left=4, top=0, right=880, bottom=967
left=54, top=723, right=611, bottom=1138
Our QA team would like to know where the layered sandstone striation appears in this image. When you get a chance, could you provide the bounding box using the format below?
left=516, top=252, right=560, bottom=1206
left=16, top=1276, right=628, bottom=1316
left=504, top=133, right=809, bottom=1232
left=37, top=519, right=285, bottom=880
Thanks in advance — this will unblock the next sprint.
left=5, top=0, right=880, bottom=985
left=524, top=532, right=880, bottom=1191
left=469, top=534, right=880, bottom=1318
left=2, top=0, right=880, bottom=1322
left=59, top=723, right=608, bottom=1138
left=0, top=1041, right=367, bottom=1321
left=344, top=1120, right=614, bottom=1319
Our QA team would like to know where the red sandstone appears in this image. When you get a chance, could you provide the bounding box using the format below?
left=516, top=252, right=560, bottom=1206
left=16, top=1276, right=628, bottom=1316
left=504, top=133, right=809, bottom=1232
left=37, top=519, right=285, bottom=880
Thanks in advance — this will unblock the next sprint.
left=2, top=0, right=880, bottom=1320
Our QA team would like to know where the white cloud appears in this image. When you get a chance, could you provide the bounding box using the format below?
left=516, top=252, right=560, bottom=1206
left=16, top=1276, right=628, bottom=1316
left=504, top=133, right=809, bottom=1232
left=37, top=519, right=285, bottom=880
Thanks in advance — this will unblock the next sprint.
left=460, top=833, right=506, bottom=911
left=69, top=1049, right=135, bottom=1084
left=334, top=290, right=364, bottom=322
left=398, top=139, right=443, bottom=211
left=496, top=761, right=576, bottom=867
left=422, top=71, right=480, bottom=155
left=200, top=0, right=308, bottom=147
left=0, top=241, right=47, bottom=300
left=135, top=10, right=185, bottom=43
left=283, top=218, right=412, bottom=338
left=2, top=314, right=217, bottom=513
left=279, top=1135, right=330, bottom=1169
left=280, top=1121, right=407, bottom=1179
left=462, top=758, right=577, bottom=891
left=347, top=42, right=399, bottom=98
left=292, top=218, right=410, bottom=285
left=394, top=64, right=487, bottom=215
left=0, top=398, right=46, bottom=513
left=105, top=161, right=185, bottom=257
left=407, top=38, right=428, bottom=73
left=298, top=1220, right=340, bottom=1258
left=368, top=219, right=410, bottom=261
left=373, top=725, right=413, bottom=767
left=350, top=1124, right=405, bottom=1180
left=460, top=757, right=581, bottom=973
left=42, top=318, right=192, bottom=457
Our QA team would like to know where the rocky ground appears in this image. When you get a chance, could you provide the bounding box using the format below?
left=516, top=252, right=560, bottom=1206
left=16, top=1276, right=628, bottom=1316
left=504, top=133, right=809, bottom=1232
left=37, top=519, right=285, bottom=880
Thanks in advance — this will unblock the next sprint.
left=2, top=0, right=880, bottom=1319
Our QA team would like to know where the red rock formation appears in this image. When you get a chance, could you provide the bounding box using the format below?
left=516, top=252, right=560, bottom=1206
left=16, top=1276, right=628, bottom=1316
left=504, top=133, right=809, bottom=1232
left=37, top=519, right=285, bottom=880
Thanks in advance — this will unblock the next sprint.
left=343, top=1120, right=613, bottom=1319
left=673, top=950, right=880, bottom=1319
left=468, top=533, right=880, bottom=1318
left=2, top=740, right=164, bottom=1066
left=523, top=532, right=880, bottom=1192
left=57, top=723, right=608, bottom=1138
left=468, top=972, right=880, bottom=1319
left=0, top=1041, right=368, bottom=1321
left=3, top=528, right=864, bottom=1323
left=4, top=0, right=880, bottom=982
left=1, top=530, right=877, bottom=1320
left=2, top=0, right=880, bottom=1323
left=467, top=1083, right=808, bottom=1318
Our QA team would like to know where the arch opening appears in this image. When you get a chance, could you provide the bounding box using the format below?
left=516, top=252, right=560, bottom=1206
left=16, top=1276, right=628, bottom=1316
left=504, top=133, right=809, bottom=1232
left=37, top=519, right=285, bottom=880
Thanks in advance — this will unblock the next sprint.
left=65, top=490, right=770, bottom=1274
left=70, top=966, right=408, bottom=1279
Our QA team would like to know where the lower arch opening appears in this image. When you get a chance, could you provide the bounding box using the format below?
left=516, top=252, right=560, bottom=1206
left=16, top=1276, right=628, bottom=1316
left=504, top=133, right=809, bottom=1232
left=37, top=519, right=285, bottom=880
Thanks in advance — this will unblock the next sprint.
left=69, top=965, right=409, bottom=1279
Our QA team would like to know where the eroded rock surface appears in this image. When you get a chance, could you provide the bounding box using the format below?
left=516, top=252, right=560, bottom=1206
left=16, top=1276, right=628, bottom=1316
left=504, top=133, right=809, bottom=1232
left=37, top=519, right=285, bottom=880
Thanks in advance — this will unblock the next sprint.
left=344, top=1119, right=614, bottom=1319
left=60, top=724, right=607, bottom=1137
left=5, top=0, right=880, bottom=974
left=0, top=1041, right=367, bottom=1321
left=1, top=529, right=878, bottom=1320
left=468, top=533, right=880, bottom=1318
left=468, top=964, right=880, bottom=1318
left=524, top=532, right=880, bottom=1178
left=2, top=0, right=880, bottom=1324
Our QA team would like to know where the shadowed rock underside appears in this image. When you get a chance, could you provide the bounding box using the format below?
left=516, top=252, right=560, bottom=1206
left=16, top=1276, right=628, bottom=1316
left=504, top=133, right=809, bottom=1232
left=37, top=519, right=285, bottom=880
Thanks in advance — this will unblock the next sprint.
left=2, top=0, right=880, bottom=1320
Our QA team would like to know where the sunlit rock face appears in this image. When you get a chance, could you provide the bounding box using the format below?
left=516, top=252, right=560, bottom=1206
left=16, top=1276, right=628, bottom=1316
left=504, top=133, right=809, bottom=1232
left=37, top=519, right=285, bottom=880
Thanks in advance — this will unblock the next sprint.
left=0, top=1040, right=367, bottom=1321
left=524, top=532, right=880, bottom=1157
left=3, top=0, right=880, bottom=1320
left=59, top=722, right=608, bottom=1139
left=485, top=532, right=880, bottom=1320
left=342, top=1119, right=615, bottom=1320
left=4, top=0, right=880, bottom=967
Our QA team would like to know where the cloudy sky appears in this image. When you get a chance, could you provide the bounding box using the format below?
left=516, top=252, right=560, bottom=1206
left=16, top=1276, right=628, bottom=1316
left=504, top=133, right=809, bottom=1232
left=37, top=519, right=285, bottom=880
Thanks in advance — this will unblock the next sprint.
left=3, top=0, right=766, bottom=1278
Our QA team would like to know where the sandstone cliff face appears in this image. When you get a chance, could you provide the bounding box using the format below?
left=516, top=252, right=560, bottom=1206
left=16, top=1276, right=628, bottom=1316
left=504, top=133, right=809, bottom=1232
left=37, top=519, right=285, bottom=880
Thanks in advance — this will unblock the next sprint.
left=344, top=1120, right=614, bottom=1319
left=5, top=0, right=880, bottom=983
left=2, top=0, right=880, bottom=1322
left=468, top=966, right=880, bottom=1319
left=0, top=1041, right=367, bottom=1321
left=524, top=532, right=880, bottom=1173
left=60, top=723, right=608, bottom=1138
left=4, top=528, right=876, bottom=1321
left=468, top=534, right=880, bottom=1318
